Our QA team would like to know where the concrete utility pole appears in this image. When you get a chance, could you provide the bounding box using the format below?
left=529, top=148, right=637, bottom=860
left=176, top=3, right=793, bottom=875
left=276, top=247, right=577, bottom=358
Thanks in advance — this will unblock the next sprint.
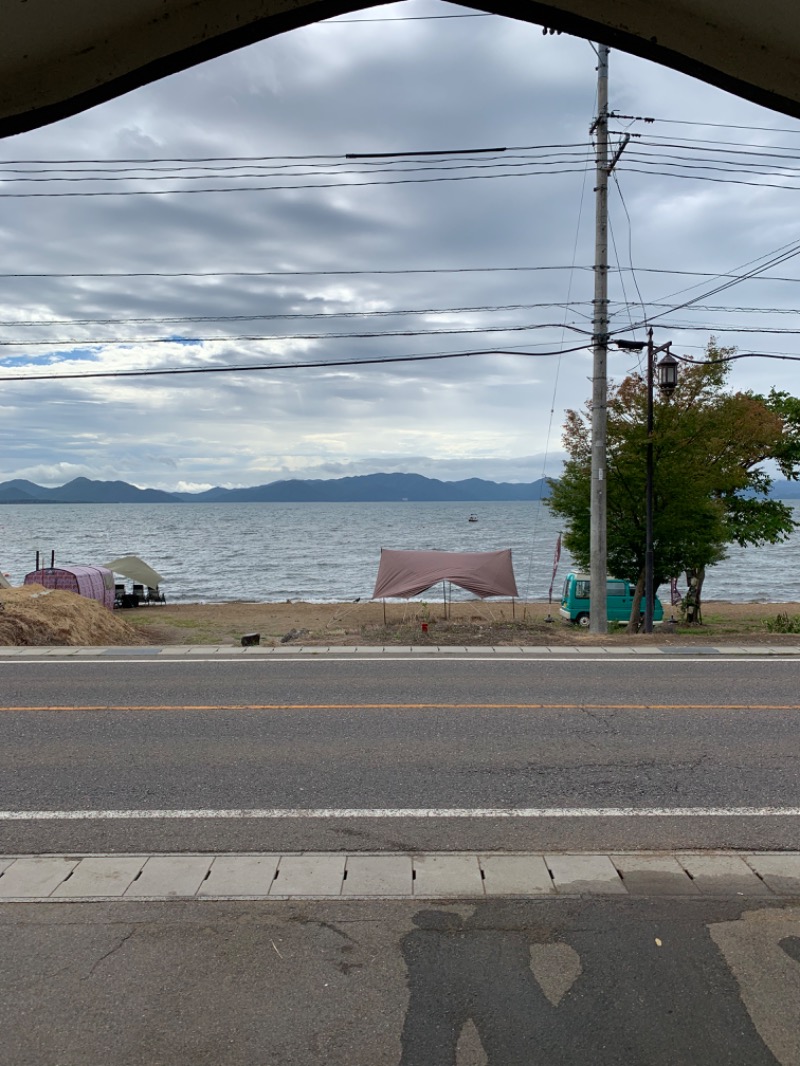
left=643, top=329, right=678, bottom=634
left=589, top=44, right=610, bottom=634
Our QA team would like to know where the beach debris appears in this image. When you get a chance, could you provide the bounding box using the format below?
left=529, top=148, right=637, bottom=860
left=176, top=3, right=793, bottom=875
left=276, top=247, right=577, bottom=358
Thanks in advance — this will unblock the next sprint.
left=325, top=597, right=365, bottom=628
left=280, top=627, right=308, bottom=644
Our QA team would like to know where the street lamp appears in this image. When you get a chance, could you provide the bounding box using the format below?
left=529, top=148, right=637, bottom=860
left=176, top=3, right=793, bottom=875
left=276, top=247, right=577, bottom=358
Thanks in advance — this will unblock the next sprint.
left=645, top=329, right=678, bottom=634
left=616, top=332, right=679, bottom=633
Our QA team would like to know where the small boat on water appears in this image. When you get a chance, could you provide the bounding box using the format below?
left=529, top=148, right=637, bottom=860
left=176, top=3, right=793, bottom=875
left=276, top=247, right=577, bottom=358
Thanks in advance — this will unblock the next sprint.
left=468, top=514, right=478, bottom=523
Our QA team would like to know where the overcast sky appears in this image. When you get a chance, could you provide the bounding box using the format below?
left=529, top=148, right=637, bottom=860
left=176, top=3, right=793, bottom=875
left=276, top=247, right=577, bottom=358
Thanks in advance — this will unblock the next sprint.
left=1, top=1, right=800, bottom=492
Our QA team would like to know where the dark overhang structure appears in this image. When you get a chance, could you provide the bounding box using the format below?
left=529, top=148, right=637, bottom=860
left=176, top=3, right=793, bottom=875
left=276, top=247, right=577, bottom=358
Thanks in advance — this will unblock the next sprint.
left=2, top=1, right=800, bottom=138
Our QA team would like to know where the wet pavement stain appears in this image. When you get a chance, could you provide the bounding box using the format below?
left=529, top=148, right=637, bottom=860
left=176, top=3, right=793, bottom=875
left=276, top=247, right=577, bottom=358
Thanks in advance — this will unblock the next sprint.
left=400, top=901, right=780, bottom=1065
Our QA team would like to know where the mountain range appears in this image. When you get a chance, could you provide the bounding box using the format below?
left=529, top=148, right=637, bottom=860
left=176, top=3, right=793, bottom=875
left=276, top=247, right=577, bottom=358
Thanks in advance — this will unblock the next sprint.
left=0, top=473, right=554, bottom=504
left=4, top=473, right=800, bottom=504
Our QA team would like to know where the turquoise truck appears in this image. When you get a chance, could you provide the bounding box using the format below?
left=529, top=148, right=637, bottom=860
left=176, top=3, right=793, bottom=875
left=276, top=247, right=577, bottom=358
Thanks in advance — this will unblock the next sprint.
left=559, top=572, right=664, bottom=627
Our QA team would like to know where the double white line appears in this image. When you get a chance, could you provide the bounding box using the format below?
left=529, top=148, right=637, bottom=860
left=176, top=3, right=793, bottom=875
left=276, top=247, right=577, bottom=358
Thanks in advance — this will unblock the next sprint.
left=2, top=806, right=800, bottom=820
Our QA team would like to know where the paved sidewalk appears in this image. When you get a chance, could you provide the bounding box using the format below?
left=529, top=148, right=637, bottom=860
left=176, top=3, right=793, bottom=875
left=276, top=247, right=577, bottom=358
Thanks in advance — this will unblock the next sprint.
left=2, top=851, right=800, bottom=901
left=0, top=643, right=799, bottom=656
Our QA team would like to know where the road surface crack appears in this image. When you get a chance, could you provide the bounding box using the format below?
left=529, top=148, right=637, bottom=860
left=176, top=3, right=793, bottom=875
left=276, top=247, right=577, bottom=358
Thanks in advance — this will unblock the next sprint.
left=82, top=928, right=136, bottom=980
left=578, top=705, right=617, bottom=733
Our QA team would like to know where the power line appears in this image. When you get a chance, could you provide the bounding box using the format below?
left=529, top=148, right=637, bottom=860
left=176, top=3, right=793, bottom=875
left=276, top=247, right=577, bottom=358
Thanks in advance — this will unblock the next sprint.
left=5, top=159, right=800, bottom=198
left=611, top=173, right=649, bottom=351
left=0, top=265, right=795, bottom=282
left=625, top=152, right=800, bottom=174
left=614, top=114, right=800, bottom=136
left=680, top=350, right=800, bottom=365
left=0, top=152, right=596, bottom=181
left=0, top=322, right=593, bottom=347
left=0, top=300, right=592, bottom=328
left=9, top=318, right=800, bottom=345
left=610, top=301, right=800, bottom=315
left=615, top=238, right=800, bottom=336
left=621, top=321, right=800, bottom=335
left=623, top=155, right=800, bottom=178
left=0, top=166, right=593, bottom=197
left=0, top=143, right=591, bottom=167
left=0, top=344, right=592, bottom=383
left=0, top=265, right=594, bottom=279
left=630, top=135, right=800, bottom=157
left=619, top=166, right=800, bottom=193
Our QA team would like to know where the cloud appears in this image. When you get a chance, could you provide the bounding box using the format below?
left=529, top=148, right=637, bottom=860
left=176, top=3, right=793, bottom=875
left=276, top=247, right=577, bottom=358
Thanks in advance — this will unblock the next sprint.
left=0, top=1, right=798, bottom=490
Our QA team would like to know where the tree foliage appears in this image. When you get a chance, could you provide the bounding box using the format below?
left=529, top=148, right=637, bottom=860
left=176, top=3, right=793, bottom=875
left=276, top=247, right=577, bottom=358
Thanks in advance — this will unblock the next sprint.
left=546, top=341, right=800, bottom=627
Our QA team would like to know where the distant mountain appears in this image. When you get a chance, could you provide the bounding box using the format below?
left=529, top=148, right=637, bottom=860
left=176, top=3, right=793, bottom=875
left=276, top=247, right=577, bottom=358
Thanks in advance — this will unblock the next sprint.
left=0, top=485, right=39, bottom=503
left=0, top=479, right=50, bottom=503
left=171, top=473, right=553, bottom=503
left=48, top=477, right=181, bottom=503
left=4, top=473, right=800, bottom=503
left=0, top=473, right=552, bottom=503
left=0, top=477, right=181, bottom=504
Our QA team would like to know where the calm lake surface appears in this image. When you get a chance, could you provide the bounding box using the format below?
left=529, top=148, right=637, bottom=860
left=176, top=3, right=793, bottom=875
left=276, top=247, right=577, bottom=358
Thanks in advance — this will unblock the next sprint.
left=0, top=500, right=795, bottom=604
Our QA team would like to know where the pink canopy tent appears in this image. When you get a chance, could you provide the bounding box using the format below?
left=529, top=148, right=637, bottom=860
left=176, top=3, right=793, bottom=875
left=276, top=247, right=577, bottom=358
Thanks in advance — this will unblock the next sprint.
left=372, top=549, right=519, bottom=600
left=23, top=564, right=115, bottom=609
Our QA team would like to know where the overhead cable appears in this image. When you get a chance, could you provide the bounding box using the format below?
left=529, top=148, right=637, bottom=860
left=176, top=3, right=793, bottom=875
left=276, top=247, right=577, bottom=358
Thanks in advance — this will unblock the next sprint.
left=0, top=344, right=593, bottom=383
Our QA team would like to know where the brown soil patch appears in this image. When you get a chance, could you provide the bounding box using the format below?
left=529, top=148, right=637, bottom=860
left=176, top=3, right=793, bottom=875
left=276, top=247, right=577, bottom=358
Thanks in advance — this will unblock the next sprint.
left=0, top=585, right=147, bottom=646
left=122, top=598, right=800, bottom=648
left=2, top=589, right=799, bottom=647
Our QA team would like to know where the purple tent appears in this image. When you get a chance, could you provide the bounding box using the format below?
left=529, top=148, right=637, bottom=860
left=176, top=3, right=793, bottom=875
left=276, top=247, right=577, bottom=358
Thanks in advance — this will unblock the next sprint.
left=24, top=565, right=115, bottom=610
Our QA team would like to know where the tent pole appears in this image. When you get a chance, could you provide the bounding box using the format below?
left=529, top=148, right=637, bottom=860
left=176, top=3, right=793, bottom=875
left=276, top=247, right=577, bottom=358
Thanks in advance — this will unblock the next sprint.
left=512, top=597, right=515, bottom=620
left=383, top=599, right=386, bottom=625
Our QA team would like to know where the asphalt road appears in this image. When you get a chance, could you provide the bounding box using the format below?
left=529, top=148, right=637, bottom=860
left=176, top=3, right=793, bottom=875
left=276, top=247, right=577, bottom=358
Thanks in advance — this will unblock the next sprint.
left=3, top=896, right=798, bottom=1066
left=5, top=653, right=800, bottom=1066
left=2, top=653, right=800, bottom=853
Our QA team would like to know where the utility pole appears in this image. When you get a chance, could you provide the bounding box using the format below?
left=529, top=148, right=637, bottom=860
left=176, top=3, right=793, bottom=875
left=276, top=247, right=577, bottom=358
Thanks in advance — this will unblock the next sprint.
left=589, top=43, right=610, bottom=634
left=644, top=328, right=656, bottom=635
left=644, top=329, right=678, bottom=634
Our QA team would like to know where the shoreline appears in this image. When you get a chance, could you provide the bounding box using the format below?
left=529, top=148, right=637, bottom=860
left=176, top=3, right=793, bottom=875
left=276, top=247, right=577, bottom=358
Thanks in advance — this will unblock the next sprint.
left=3, top=585, right=800, bottom=646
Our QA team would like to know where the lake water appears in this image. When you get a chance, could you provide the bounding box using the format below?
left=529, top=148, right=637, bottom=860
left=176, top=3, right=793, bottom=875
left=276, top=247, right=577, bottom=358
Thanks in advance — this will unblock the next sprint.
left=0, top=500, right=796, bottom=604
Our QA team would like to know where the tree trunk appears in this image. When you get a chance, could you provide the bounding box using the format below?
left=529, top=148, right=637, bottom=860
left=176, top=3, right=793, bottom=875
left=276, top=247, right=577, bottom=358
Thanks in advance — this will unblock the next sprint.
left=683, top=566, right=705, bottom=625
left=694, top=567, right=705, bottom=624
left=627, top=570, right=646, bottom=633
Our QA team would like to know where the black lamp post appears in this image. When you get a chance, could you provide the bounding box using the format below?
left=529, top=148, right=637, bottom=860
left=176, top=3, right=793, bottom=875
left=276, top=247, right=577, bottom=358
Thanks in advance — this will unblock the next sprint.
left=644, top=329, right=679, bottom=633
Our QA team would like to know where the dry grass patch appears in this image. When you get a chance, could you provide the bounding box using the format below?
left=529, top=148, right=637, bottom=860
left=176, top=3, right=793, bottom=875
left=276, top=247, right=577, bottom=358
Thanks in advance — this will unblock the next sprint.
left=0, top=585, right=147, bottom=646
left=123, top=598, right=800, bottom=647
left=2, top=590, right=799, bottom=647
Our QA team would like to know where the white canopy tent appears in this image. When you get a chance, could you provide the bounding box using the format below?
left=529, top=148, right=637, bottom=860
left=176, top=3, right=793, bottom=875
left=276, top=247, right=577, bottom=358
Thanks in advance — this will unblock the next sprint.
left=102, top=555, right=165, bottom=589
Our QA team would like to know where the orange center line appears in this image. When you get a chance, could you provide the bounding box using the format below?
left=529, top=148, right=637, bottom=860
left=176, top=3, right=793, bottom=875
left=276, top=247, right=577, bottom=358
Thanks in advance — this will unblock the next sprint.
left=0, top=703, right=799, bottom=712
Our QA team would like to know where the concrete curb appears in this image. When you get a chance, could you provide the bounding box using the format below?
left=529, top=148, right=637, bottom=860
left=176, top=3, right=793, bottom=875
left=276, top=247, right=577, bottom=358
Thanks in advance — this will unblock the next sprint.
left=0, top=644, right=799, bottom=658
left=1, top=851, right=798, bottom=902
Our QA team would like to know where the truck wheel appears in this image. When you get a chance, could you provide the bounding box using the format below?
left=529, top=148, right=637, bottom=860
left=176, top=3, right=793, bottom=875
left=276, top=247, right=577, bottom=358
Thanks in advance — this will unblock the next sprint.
left=575, top=613, right=590, bottom=627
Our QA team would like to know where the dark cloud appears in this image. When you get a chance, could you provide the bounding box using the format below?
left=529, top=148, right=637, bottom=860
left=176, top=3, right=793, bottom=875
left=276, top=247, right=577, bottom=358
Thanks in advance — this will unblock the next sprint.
left=0, top=1, right=798, bottom=489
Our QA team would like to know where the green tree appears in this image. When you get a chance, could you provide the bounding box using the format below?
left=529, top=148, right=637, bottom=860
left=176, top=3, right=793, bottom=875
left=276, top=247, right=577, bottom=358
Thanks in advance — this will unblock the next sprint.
left=547, top=341, right=800, bottom=631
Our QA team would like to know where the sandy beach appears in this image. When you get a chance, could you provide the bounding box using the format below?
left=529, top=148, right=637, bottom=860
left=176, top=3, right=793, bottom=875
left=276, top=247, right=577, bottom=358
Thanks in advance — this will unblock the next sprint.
left=2, top=585, right=800, bottom=646
left=122, top=597, right=800, bottom=647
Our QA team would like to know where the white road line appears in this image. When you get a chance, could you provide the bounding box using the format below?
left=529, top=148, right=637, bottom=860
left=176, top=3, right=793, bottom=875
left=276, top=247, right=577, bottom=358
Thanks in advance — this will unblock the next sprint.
left=2, top=657, right=799, bottom=665
left=2, top=807, right=800, bottom=820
